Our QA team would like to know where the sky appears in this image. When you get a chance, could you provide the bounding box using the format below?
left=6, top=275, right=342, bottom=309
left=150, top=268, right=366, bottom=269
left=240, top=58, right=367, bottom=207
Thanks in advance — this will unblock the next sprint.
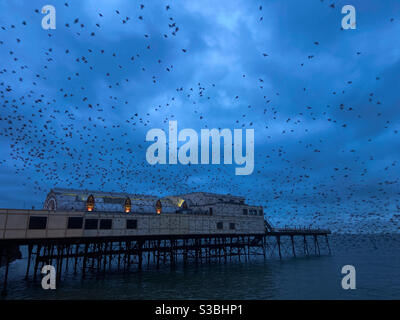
left=0, top=0, right=400, bottom=233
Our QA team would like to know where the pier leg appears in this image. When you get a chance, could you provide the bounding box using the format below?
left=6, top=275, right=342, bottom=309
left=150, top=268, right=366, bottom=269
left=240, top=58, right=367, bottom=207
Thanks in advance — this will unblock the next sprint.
left=90, top=244, right=95, bottom=270
left=123, top=242, right=127, bottom=272
left=229, top=237, right=232, bottom=262
left=183, top=239, right=187, bottom=266
left=65, top=245, right=70, bottom=272
left=82, top=243, right=88, bottom=279
left=291, top=236, right=296, bottom=257
left=169, top=239, right=175, bottom=269
left=58, top=245, right=64, bottom=282
left=1, top=254, right=9, bottom=297
left=262, top=237, right=266, bottom=260
left=314, top=236, right=320, bottom=256
left=325, top=235, right=331, bottom=255
left=40, top=246, right=47, bottom=271
left=247, top=236, right=250, bottom=262
left=223, top=238, right=227, bottom=264
left=218, top=238, right=222, bottom=264
left=33, top=245, right=42, bottom=281
left=195, top=239, right=199, bottom=265
left=303, top=236, right=309, bottom=256
left=49, top=245, right=54, bottom=266
left=97, top=243, right=103, bottom=274
left=244, top=237, right=247, bottom=262
left=277, top=236, right=282, bottom=260
left=118, top=242, right=121, bottom=271
left=147, top=242, right=151, bottom=269
left=103, top=242, right=107, bottom=274
left=138, top=241, right=143, bottom=271
left=25, top=244, right=33, bottom=280
left=74, top=244, right=79, bottom=274
left=109, top=242, right=113, bottom=272
left=156, top=240, right=160, bottom=269
left=199, top=239, right=203, bottom=264
left=127, top=242, right=131, bottom=271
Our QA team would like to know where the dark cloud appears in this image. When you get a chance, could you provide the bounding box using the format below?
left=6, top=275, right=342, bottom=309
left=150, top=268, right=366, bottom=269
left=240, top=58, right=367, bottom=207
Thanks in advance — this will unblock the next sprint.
left=0, top=0, right=399, bottom=233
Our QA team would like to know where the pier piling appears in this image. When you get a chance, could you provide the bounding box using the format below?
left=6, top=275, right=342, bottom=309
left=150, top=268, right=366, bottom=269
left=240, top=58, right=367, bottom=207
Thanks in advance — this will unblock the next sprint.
left=0, top=229, right=331, bottom=295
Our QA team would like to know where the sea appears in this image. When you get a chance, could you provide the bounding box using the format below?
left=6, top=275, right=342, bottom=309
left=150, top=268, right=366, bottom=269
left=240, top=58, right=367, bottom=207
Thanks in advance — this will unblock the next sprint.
left=1, top=234, right=399, bottom=300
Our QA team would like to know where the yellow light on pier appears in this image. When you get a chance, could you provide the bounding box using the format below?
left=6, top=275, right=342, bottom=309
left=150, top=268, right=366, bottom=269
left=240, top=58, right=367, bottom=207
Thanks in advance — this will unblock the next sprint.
left=124, top=198, right=131, bottom=213
left=86, top=195, right=95, bottom=212
left=156, top=200, right=162, bottom=214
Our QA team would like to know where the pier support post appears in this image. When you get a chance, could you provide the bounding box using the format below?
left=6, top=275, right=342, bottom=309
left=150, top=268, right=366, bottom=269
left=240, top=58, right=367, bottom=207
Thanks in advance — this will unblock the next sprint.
left=118, top=241, right=121, bottom=271
left=103, top=242, right=107, bottom=274
left=156, top=240, right=160, bottom=269
left=49, top=245, right=54, bottom=266
left=229, top=237, right=232, bottom=262
left=169, top=239, right=175, bottom=269
left=1, top=253, right=9, bottom=297
left=314, top=236, right=320, bottom=256
left=82, top=243, right=88, bottom=279
left=57, top=245, right=64, bottom=282
left=74, top=244, right=79, bottom=274
left=195, top=238, right=199, bottom=265
left=127, top=241, right=131, bottom=271
left=277, top=236, right=282, bottom=260
left=25, top=244, right=33, bottom=279
left=109, top=242, right=113, bottom=272
left=65, top=245, right=70, bottom=272
left=325, top=235, right=331, bottom=255
left=246, top=236, right=249, bottom=262
left=138, top=240, right=143, bottom=271
left=303, top=235, right=309, bottom=256
left=262, top=236, right=266, bottom=260
left=291, top=236, right=296, bottom=257
left=33, top=245, right=42, bottom=281
left=183, top=239, right=188, bottom=266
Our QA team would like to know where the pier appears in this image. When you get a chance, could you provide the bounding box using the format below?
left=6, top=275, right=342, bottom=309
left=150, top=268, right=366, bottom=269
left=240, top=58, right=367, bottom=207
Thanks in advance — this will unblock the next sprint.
left=0, top=209, right=331, bottom=296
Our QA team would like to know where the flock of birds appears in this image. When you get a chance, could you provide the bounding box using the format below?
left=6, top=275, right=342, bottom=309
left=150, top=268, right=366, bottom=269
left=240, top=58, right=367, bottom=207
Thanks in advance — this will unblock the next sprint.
left=0, top=1, right=399, bottom=234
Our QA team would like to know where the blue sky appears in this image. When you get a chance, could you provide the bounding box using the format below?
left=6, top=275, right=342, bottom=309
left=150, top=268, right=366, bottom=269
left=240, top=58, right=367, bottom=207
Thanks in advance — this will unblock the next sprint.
left=0, top=0, right=400, bottom=232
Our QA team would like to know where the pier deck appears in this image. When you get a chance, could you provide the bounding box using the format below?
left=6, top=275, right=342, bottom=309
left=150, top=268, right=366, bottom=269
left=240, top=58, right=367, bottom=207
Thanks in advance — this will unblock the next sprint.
left=0, top=209, right=331, bottom=296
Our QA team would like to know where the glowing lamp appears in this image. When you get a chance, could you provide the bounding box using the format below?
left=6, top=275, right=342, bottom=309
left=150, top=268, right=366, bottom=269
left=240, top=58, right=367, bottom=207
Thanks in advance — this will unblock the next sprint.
left=156, top=200, right=162, bottom=214
left=86, top=195, right=95, bottom=212
left=124, top=198, right=131, bottom=213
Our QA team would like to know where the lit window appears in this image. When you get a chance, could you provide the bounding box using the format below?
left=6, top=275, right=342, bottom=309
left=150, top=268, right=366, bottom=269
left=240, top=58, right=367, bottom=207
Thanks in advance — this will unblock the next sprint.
left=124, top=197, right=131, bottom=213
left=156, top=200, right=162, bottom=214
left=86, top=195, right=95, bottom=212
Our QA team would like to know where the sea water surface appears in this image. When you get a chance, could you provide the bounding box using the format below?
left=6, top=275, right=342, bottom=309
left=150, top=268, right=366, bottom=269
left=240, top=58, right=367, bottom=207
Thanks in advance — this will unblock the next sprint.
left=1, top=234, right=399, bottom=300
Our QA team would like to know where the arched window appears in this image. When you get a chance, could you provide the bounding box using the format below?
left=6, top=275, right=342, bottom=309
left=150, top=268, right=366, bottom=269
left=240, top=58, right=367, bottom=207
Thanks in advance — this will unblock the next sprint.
left=124, top=197, right=131, bottom=213
left=48, top=199, right=56, bottom=210
left=156, top=200, right=162, bottom=214
left=86, top=195, right=95, bottom=212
